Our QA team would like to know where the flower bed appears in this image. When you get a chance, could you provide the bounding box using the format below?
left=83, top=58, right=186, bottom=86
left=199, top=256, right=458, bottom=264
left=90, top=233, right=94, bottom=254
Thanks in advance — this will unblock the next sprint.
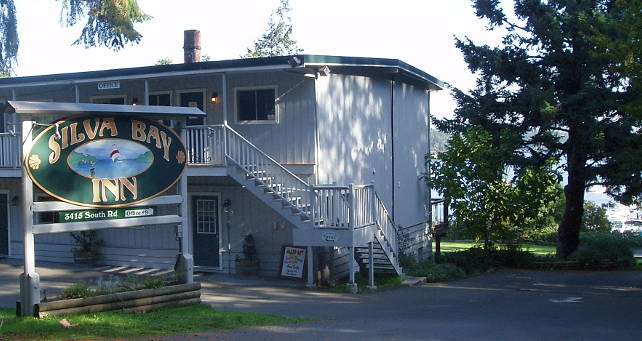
left=33, top=283, right=201, bottom=318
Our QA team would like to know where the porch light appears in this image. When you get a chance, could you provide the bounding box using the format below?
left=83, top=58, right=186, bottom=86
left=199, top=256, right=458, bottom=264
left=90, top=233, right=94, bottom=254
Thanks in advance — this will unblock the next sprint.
left=210, top=92, right=218, bottom=103
left=132, top=97, right=139, bottom=106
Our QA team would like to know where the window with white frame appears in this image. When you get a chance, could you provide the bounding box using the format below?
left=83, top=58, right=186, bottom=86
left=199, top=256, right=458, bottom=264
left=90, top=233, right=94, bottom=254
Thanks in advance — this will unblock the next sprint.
left=236, top=87, right=277, bottom=123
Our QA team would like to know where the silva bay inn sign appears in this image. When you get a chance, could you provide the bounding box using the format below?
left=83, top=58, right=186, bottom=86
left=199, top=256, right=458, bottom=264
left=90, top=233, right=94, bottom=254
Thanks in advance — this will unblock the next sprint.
left=25, top=115, right=187, bottom=207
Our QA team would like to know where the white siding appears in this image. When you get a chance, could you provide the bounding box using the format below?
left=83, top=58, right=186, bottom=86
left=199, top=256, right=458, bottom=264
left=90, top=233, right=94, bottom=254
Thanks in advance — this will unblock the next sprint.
left=315, top=74, right=394, bottom=209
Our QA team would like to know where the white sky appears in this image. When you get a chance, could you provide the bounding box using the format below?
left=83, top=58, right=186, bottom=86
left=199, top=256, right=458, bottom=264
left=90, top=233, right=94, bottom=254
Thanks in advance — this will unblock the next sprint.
left=12, top=0, right=507, bottom=119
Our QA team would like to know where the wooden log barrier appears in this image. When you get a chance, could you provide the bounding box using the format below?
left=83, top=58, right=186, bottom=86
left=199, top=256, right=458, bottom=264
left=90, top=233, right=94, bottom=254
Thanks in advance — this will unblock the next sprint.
left=34, top=283, right=201, bottom=318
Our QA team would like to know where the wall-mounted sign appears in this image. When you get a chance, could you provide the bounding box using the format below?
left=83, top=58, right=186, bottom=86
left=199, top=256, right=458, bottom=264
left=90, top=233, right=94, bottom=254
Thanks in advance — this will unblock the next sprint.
left=97, top=81, right=120, bottom=90
left=25, top=115, right=186, bottom=208
left=279, top=245, right=306, bottom=280
left=59, top=206, right=156, bottom=223
left=321, top=231, right=338, bottom=242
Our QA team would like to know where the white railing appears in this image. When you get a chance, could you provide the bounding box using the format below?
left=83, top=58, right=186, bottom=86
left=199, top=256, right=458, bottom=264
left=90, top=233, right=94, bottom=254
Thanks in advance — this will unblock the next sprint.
left=183, top=125, right=225, bottom=165
left=311, top=185, right=351, bottom=228
left=374, top=191, right=398, bottom=256
left=224, top=125, right=313, bottom=218
left=0, top=133, right=21, bottom=168
left=352, top=184, right=376, bottom=228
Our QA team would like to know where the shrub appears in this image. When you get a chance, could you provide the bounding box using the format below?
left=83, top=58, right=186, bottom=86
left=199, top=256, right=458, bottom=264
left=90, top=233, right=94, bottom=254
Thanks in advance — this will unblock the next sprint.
left=61, top=283, right=98, bottom=298
left=424, top=263, right=466, bottom=282
left=571, top=234, right=634, bottom=268
left=441, top=247, right=498, bottom=274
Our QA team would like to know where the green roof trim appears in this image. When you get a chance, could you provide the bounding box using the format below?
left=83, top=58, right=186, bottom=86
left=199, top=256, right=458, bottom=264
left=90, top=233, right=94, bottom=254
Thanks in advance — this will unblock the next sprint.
left=0, top=54, right=444, bottom=90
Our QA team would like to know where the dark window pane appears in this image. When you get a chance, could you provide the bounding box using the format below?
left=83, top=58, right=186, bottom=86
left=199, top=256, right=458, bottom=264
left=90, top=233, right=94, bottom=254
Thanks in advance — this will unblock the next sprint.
left=180, top=92, right=204, bottom=126
left=238, top=90, right=257, bottom=121
left=256, top=89, right=275, bottom=120
left=149, top=94, right=171, bottom=106
left=237, top=89, right=275, bottom=121
left=92, top=97, right=125, bottom=104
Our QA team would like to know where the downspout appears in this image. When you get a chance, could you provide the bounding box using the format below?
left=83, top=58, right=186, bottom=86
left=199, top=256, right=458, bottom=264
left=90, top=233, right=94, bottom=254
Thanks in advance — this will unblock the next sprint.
left=390, top=79, right=395, bottom=221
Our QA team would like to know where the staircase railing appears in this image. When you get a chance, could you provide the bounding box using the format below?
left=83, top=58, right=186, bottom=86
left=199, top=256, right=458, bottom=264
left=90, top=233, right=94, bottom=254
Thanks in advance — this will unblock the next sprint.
left=0, top=132, right=21, bottom=168
left=223, top=124, right=313, bottom=218
left=374, top=191, right=398, bottom=256
left=183, top=125, right=225, bottom=165
left=311, top=185, right=350, bottom=228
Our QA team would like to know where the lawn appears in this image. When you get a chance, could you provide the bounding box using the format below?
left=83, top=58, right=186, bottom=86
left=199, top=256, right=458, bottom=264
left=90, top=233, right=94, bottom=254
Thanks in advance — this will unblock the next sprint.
left=0, top=304, right=310, bottom=340
left=435, top=241, right=556, bottom=256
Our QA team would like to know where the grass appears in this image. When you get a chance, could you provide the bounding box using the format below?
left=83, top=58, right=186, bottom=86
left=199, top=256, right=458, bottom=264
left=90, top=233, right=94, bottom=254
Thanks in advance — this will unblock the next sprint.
left=436, top=241, right=556, bottom=256
left=330, top=274, right=403, bottom=293
left=0, top=304, right=310, bottom=340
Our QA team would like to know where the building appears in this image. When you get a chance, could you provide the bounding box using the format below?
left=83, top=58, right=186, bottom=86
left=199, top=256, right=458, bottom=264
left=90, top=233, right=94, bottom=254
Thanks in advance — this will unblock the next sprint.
left=0, top=37, right=444, bottom=285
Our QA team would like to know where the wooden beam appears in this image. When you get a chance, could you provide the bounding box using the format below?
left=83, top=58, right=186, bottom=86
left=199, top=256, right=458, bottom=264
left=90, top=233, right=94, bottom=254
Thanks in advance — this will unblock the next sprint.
left=32, top=215, right=182, bottom=234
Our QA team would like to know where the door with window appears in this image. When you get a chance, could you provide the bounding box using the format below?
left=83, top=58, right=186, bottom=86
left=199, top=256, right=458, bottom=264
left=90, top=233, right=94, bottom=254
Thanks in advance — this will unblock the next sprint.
left=179, top=91, right=205, bottom=126
left=192, top=196, right=220, bottom=267
left=0, top=193, right=8, bottom=255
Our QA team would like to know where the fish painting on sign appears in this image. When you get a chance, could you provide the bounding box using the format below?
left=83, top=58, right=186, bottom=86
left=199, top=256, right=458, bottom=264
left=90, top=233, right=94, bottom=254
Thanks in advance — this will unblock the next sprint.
left=68, top=139, right=154, bottom=179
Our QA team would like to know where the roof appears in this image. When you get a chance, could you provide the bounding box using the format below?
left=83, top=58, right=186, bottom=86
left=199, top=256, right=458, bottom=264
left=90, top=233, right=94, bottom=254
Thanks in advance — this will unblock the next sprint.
left=5, top=101, right=206, bottom=117
left=0, top=55, right=444, bottom=91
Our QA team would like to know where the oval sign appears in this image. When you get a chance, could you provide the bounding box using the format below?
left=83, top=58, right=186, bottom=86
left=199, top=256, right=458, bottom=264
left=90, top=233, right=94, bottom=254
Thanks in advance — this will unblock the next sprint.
left=25, top=115, right=186, bottom=208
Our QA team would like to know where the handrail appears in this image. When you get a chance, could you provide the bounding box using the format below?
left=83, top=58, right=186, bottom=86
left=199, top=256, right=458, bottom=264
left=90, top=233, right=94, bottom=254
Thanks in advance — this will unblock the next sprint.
left=0, top=133, right=21, bottom=168
left=374, top=191, right=398, bottom=256
left=223, top=123, right=312, bottom=217
left=223, top=123, right=310, bottom=185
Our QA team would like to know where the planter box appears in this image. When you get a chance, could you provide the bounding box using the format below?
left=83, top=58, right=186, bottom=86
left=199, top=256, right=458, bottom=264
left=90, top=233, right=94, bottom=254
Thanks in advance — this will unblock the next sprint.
left=33, top=283, right=201, bottom=318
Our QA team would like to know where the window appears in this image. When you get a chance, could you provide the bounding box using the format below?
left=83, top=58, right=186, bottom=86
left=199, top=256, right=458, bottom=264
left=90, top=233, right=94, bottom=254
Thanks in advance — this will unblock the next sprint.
left=91, top=96, right=126, bottom=104
left=196, top=198, right=219, bottom=234
left=236, top=88, right=277, bottom=123
left=178, top=90, right=205, bottom=126
left=149, top=93, right=171, bottom=106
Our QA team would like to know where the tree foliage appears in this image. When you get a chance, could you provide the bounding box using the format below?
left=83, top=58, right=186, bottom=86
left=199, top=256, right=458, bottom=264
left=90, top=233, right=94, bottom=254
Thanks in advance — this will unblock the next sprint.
left=436, top=0, right=641, bottom=256
left=582, top=201, right=612, bottom=232
left=243, top=0, right=302, bottom=58
left=429, top=127, right=561, bottom=248
left=0, top=0, right=149, bottom=73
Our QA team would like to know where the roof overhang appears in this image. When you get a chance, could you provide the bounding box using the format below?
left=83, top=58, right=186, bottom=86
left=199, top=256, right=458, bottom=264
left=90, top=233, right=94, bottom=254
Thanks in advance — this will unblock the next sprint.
left=5, top=101, right=206, bottom=118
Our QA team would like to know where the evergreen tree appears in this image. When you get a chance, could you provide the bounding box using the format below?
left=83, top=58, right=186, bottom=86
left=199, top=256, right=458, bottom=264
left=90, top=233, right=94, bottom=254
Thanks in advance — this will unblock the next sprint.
left=0, top=0, right=149, bottom=73
left=243, top=0, right=302, bottom=58
left=436, top=0, right=641, bottom=256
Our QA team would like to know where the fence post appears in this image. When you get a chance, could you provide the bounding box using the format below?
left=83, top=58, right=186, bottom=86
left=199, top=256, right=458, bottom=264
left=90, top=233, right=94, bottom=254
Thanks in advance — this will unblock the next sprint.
left=310, top=186, right=316, bottom=227
left=367, top=241, right=376, bottom=290
left=347, top=184, right=358, bottom=293
left=222, top=122, right=228, bottom=167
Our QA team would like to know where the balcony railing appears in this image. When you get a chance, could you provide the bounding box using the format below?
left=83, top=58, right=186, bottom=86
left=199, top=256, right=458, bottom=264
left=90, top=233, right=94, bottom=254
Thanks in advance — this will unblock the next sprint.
left=0, top=133, right=21, bottom=168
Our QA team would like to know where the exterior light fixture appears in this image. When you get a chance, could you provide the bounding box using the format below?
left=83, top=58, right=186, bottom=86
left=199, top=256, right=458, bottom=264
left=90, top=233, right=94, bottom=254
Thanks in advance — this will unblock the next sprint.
left=210, top=92, right=218, bottom=103
left=132, top=97, right=139, bottom=106
left=303, top=72, right=317, bottom=79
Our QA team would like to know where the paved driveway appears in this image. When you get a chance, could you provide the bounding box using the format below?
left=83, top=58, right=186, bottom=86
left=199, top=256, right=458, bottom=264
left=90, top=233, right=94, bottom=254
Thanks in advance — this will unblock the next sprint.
left=0, top=260, right=640, bottom=341
left=169, top=269, right=642, bottom=341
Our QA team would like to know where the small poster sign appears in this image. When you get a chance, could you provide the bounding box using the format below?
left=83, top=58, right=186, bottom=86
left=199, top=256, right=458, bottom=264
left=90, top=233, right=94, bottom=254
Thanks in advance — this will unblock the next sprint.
left=279, top=245, right=306, bottom=280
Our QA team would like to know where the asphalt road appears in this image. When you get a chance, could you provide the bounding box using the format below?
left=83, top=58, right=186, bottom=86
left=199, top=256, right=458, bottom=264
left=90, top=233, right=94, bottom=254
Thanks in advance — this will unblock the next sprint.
left=0, top=260, right=640, bottom=341
left=166, top=269, right=642, bottom=341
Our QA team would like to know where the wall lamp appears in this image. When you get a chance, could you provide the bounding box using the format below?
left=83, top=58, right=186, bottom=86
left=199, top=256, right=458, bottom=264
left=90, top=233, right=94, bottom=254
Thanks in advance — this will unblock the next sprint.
left=132, top=97, right=139, bottom=106
left=210, top=92, right=218, bottom=103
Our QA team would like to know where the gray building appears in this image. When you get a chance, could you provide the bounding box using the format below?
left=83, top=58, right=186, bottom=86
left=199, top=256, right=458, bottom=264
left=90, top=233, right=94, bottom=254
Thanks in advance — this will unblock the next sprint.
left=0, top=51, right=443, bottom=284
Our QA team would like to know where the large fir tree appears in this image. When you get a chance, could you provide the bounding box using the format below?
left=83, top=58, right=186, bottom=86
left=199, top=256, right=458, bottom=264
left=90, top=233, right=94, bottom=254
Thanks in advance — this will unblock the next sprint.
left=436, top=0, right=641, bottom=256
left=0, top=0, right=149, bottom=74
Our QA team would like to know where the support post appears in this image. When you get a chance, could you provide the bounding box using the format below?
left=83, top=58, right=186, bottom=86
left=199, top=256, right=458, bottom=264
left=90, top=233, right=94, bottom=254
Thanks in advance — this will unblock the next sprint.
left=74, top=85, right=79, bottom=103
left=175, top=128, right=193, bottom=284
left=306, top=246, right=314, bottom=288
left=20, top=120, right=40, bottom=316
left=346, top=183, right=358, bottom=293
left=367, top=241, right=376, bottom=290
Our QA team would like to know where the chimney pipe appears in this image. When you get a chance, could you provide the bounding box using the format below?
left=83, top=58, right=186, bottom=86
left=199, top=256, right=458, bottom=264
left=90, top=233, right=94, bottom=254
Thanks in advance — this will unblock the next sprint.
left=183, top=30, right=201, bottom=63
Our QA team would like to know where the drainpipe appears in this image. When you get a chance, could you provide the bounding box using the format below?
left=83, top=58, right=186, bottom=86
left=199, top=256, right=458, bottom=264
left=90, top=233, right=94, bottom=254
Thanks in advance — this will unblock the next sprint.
left=390, top=79, right=395, bottom=221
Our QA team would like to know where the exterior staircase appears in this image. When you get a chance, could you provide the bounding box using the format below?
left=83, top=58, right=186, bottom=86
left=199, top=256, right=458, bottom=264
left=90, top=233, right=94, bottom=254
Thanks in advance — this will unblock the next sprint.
left=186, top=124, right=404, bottom=277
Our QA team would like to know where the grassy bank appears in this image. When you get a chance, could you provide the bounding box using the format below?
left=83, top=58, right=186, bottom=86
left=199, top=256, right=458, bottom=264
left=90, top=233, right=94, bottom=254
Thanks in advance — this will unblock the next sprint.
left=436, top=241, right=556, bottom=256
left=0, top=304, right=310, bottom=340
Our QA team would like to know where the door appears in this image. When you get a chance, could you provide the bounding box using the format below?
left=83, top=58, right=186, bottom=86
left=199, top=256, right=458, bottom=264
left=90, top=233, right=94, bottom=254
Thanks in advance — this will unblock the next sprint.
left=0, top=193, right=8, bottom=255
left=192, top=196, right=220, bottom=267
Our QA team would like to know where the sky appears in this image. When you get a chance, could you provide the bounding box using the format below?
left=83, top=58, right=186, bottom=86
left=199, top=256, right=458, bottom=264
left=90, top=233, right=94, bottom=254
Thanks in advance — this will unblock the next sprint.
left=12, top=0, right=508, bottom=120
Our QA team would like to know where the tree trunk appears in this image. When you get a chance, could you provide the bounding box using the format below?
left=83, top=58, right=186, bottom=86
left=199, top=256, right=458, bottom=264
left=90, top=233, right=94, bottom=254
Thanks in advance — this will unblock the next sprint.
left=557, top=128, right=587, bottom=257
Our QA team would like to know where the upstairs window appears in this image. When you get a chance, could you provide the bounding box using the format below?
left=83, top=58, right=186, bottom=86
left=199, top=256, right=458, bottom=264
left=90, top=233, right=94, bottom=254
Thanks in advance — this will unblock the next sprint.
left=91, top=96, right=126, bottom=104
left=178, top=90, right=205, bottom=126
left=236, top=87, right=277, bottom=123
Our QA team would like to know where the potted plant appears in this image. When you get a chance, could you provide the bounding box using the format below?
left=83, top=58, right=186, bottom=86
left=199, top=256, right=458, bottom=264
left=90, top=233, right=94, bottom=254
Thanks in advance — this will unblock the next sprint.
left=70, top=231, right=104, bottom=265
left=236, top=234, right=259, bottom=276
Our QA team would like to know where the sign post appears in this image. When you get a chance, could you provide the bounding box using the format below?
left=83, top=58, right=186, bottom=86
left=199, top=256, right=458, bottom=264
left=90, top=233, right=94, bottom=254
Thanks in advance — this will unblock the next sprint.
left=19, top=120, right=39, bottom=316
left=10, top=101, right=203, bottom=316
